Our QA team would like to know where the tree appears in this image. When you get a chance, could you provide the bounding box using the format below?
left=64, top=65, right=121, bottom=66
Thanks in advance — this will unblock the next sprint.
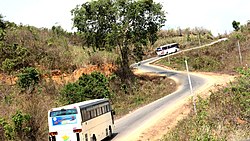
left=232, top=20, right=240, bottom=31
left=71, top=0, right=166, bottom=79
left=0, top=14, right=6, bottom=41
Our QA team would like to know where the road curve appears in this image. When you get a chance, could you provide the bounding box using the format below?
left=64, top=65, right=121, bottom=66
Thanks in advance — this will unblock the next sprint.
left=110, top=39, right=227, bottom=141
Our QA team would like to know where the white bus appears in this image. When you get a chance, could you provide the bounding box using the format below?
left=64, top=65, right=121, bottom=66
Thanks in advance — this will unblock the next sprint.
left=48, top=99, right=115, bottom=141
left=156, top=43, right=180, bottom=56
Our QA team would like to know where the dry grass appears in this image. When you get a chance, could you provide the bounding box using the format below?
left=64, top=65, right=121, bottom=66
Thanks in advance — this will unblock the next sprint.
left=111, top=73, right=176, bottom=119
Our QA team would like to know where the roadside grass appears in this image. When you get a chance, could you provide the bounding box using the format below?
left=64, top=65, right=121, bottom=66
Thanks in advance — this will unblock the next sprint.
left=70, top=45, right=118, bottom=68
left=111, top=74, right=176, bottom=118
left=162, top=68, right=250, bottom=141
left=145, top=28, right=215, bottom=59
left=155, top=32, right=250, bottom=73
left=0, top=79, right=61, bottom=140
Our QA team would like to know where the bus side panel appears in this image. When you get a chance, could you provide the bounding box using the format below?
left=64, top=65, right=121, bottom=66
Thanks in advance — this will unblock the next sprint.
left=82, top=112, right=114, bottom=141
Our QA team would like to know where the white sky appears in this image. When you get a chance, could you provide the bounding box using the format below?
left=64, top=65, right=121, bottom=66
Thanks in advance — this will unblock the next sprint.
left=0, top=0, right=249, bottom=36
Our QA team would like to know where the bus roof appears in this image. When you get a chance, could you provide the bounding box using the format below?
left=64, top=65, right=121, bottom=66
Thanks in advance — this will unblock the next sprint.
left=159, top=43, right=178, bottom=48
left=49, top=99, right=109, bottom=111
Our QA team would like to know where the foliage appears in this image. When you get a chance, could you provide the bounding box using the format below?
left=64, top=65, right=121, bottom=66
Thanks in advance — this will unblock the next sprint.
left=0, top=14, right=7, bottom=41
left=17, top=67, right=40, bottom=91
left=72, top=0, right=166, bottom=79
left=60, top=71, right=111, bottom=104
left=51, top=25, right=67, bottom=36
left=0, top=44, right=30, bottom=73
left=0, top=111, right=32, bottom=141
left=232, top=20, right=240, bottom=31
left=1, top=22, right=81, bottom=73
left=156, top=26, right=250, bottom=72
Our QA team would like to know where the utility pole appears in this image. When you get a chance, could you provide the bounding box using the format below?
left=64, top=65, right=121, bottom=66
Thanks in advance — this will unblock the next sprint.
left=185, top=59, right=197, bottom=115
left=198, top=32, right=201, bottom=46
left=167, top=45, right=170, bottom=64
left=237, top=40, right=243, bottom=65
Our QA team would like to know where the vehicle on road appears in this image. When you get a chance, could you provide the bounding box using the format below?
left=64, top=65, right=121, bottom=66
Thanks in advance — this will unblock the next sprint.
left=156, top=43, right=180, bottom=56
left=48, top=99, right=115, bottom=141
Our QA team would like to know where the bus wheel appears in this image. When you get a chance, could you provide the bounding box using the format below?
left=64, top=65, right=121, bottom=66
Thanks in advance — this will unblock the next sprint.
left=108, top=126, right=113, bottom=137
left=92, top=135, right=97, bottom=141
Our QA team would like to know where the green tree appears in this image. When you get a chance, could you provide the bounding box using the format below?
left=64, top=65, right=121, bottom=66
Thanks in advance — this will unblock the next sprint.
left=60, top=71, right=111, bottom=104
left=0, top=14, right=6, bottom=41
left=232, top=20, right=240, bottom=31
left=71, top=0, right=166, bottom=79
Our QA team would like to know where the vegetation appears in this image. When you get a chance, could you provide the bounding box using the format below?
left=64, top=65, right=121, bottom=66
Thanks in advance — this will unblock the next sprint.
left=144, top=27, right=215, bottom=58
left=0, top=1, right=249, bottom=141
left=232, top=20, right=240, bottom=31
left=155, top=23, right=250, bottom=73
left=160, top=22, right=250, bottom=140
left=0, top=4, right=172, bottom=140
left=60, top=72, right=112, bottom=105
left=71, top=0, right=166, bottom=79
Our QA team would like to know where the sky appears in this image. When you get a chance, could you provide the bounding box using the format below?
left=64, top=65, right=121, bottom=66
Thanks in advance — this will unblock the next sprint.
left=0, top=0, right=249, bottom=36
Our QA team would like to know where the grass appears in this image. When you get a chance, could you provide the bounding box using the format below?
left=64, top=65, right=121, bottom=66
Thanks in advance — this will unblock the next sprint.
left=155, top=34, right=250, bottom=73
left=144, top=28, right=215, bottom=59
left=111, top=74, right=176, bottom=118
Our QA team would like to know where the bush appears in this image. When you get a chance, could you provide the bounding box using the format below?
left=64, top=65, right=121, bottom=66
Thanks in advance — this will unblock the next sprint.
left=17, top=67, right=40, bottom=91
left=0, top=44, right=30, bottom=73
left=60, top=71, right=112, bottom=104
left=0, top=111, right=33, bottom=141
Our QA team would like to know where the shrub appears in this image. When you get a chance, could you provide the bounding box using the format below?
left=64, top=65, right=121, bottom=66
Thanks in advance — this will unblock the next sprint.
left=17, top=67, right=40, bottom=91
left=60, top=71, right=111, bottom=104
left=0, top=44, right=30, bottom=73
left=0, top=111, right=33, bottom=141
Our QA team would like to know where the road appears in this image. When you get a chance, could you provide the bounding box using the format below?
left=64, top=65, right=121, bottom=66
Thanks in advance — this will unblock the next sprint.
left=110, top=38, right=228, bottom=141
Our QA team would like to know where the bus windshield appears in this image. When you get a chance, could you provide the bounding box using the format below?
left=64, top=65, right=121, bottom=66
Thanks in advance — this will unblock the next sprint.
left=156, top=48, right=162, bottom=51
left=50, top=108, right=78, bottom=117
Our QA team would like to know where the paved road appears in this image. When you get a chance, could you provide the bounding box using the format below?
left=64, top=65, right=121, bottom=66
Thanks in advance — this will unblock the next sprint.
left=111, top=57, right=206, bottom=141
left=110, top=38, right=227, bottom=141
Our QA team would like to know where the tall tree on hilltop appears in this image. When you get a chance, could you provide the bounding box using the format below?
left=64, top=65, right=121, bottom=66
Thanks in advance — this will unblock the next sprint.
left=71, top=0, right=166, bottom=80
left=0, top=14, right=6, bottom=41
left=232, top=20, right=240, bottom=31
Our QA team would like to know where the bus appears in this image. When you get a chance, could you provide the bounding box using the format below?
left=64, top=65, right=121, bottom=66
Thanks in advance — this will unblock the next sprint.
left=156, top=43, right=180, bottom=56
left=48, top=99, right=115, bottom=141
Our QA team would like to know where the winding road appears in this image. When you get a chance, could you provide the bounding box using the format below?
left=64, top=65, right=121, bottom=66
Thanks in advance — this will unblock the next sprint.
left=110, top=38, right=228, bottom=141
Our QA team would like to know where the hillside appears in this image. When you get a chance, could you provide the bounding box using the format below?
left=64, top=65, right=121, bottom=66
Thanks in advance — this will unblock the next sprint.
left=0, top=15, right=249, bottom=140
left=0, top=17, right=178, bottom=140
left=159, top=23, right=250, bottom=140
